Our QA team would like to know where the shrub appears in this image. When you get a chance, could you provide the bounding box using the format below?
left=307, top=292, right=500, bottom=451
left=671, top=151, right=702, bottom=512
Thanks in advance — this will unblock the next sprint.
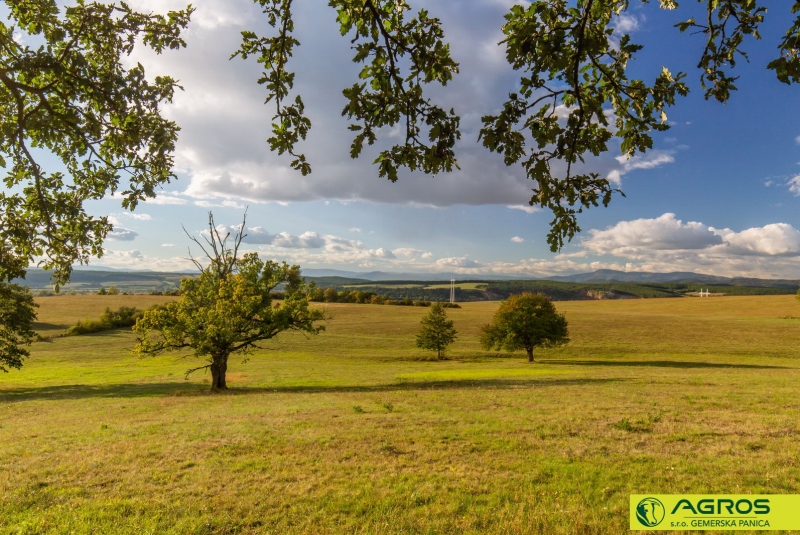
left=66, top=306, right=144, bottom=336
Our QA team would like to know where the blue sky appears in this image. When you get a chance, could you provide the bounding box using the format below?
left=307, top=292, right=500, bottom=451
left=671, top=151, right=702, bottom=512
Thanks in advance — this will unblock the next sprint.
left=77, top=0, right=800, bottom=278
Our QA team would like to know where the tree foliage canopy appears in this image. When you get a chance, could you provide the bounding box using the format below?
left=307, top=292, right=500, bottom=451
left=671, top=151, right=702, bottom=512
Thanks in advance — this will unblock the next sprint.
left=415, top=302, right=457, bottom=360
left=133, top=213, right=325, bottom=390
left=481, top=292, right=569, bottom=362
left=241, top=0, right=799, bottom=250
left=1, top=0, right=797, bottom=292
left=0, top=0, right=193, bottom=287
left=0, top=282, right=37, bottom=372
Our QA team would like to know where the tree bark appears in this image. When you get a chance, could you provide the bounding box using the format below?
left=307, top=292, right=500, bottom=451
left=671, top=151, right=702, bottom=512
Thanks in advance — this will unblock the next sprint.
left=210, top=356, right=228, bottom=390
left=526, top=347, right=534, bottom=362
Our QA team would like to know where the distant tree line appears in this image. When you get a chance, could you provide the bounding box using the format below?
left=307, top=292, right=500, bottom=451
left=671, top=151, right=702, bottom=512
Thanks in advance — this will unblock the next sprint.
left=270, top=287, right=460, bottom=308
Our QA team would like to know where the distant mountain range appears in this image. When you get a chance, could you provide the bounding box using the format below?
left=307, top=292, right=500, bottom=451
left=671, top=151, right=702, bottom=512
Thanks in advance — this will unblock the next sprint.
left=546, top=269, right=799, bottom=288
left=15, top=267, right=799, bottom=291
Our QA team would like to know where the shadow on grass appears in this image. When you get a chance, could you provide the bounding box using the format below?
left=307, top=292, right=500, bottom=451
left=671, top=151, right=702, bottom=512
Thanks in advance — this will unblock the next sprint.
left=0, top=377, right=622, bottom=402
left=539, top=359, right=792, bottom=370
left=32, top=322, right=69, bottom=333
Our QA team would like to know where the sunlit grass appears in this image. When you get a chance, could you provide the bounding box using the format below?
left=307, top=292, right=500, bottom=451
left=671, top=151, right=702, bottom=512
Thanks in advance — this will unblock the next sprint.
left=395, top=368, right=574, bottom=381
left=1, top=295, right=800, bottom=533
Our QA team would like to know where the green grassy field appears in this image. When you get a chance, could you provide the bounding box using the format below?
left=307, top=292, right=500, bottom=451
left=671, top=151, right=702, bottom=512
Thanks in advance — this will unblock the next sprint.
left=2, top=295, right=800, bottom=534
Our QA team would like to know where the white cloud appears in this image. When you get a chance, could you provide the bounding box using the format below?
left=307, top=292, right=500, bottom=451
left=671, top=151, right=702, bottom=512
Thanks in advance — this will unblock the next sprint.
left=108, top=227, right=139, bottom=241
left=795, top=135, right=800, bottom=145
left=585, top=213, right=722, bottom=256
left=788, top=175, right=800, bottom=196
left=194, top=198, right=247, bottom=211
left=714, top=224, right=800, bottom=256
left=143, top=192, right=188, bottom=205
left=128, top=0, right=257, bottom=30
left=609, top=150, right=675, bottom=185
left=393, top=247, right=429, bottom=258
left=508, top=204, right=540, bottom=214
left=161, top=243, right=175, bottom=247
left=241, top=226, right=275, bottom=245
left=93, top=249, right=194, bottom=271
left=350, top=227, right=362, bottom=233
left=113, top=212, right=153, bottom=221
left=434, top=257, right=482, bottom=269
left=511, top=236, right=524, bottom=243
left=578, top=214, right=800, bottom=278
left=613, top=13, right=642, bottom=33
left=271, top=231, right=326, bottom=249
left=372, top=248, right=396, bottom=259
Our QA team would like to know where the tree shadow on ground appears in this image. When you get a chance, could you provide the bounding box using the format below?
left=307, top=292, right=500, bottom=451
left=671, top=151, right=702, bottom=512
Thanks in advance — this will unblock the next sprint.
left=539, top=359, right=792, bottom=370
left=32, top=322, right=69, bottom=334
left=0, top=377, right=622, bottom=402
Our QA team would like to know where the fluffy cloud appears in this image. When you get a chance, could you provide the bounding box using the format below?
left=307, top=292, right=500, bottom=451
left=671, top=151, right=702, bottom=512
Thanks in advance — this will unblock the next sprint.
left=114, top=212, right=152, bottom=221
left=607, top=150, right=675, bottom=185
left=372, top=248, right=397, bottom=259
left=392, top=247, right=426, bottom=257
left=581, top=214, right=800, bottom=277
left=511, top=236, right=525, bottom=243
left=271, top=231, right=326, bottom=249
left=585, top=213, right=722, bottom=256
left=241, top=226, right=275, bottom=245
left=508, top=204, right=540, bottom=214
left=715, top=224, right=800, bottom=256
left=93, top=249, right=194, bottom=271
left=613, top=13, right=642, bottom=33
left=788, top=175, right=800, bottom=196
left=434, top=257, right=482, bottom=269
left=142, top=192, right=188, bottom=205
left=108, top=227, right=139, bottom=241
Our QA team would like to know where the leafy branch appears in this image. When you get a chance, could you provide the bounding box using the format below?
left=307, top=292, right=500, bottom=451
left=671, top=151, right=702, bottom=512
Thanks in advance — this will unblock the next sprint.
left=479, top=0, right=688, bottom=251
left=0, top=1, right=193, bottom=287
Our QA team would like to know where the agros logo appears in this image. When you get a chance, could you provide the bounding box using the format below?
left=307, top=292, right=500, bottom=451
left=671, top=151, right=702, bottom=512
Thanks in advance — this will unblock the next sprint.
left=636, top=497, right=665, bottom=527
left=668, top=498, right=772, bottom=529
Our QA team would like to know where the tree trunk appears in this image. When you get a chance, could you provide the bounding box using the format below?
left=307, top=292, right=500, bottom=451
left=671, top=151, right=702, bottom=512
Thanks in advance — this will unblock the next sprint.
left=210, top=357, right=228, bottom=390
left=526, top=347, right=534, bottom=362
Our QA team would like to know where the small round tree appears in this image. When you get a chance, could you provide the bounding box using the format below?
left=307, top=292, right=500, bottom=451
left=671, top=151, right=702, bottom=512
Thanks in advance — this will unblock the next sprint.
left=480, top=293, right=569, bottom=362
left=416, top=302, right=458, bottom=360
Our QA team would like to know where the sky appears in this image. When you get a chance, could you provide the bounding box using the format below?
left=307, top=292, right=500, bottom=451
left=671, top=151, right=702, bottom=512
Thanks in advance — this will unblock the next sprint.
left=66, top=0, right=800, bottom=278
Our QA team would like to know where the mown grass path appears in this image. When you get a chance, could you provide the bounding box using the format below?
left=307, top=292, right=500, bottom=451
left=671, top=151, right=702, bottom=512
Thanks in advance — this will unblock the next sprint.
left=1, top=295, right=799, bottom=533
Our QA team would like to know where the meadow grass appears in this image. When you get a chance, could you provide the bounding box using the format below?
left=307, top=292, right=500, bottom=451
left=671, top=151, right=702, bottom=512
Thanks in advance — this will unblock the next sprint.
left=1, top=295, right=800, bottom=533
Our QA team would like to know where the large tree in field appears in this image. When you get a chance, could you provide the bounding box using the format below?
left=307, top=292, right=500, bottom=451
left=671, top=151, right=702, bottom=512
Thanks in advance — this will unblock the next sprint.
left=133, top=213, right=325, bottom=390
left=481, top=293, right=569, bottom=362
left=416, top=302, right=457, bottom=360
left=240, top=0, right=799, bottom=250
